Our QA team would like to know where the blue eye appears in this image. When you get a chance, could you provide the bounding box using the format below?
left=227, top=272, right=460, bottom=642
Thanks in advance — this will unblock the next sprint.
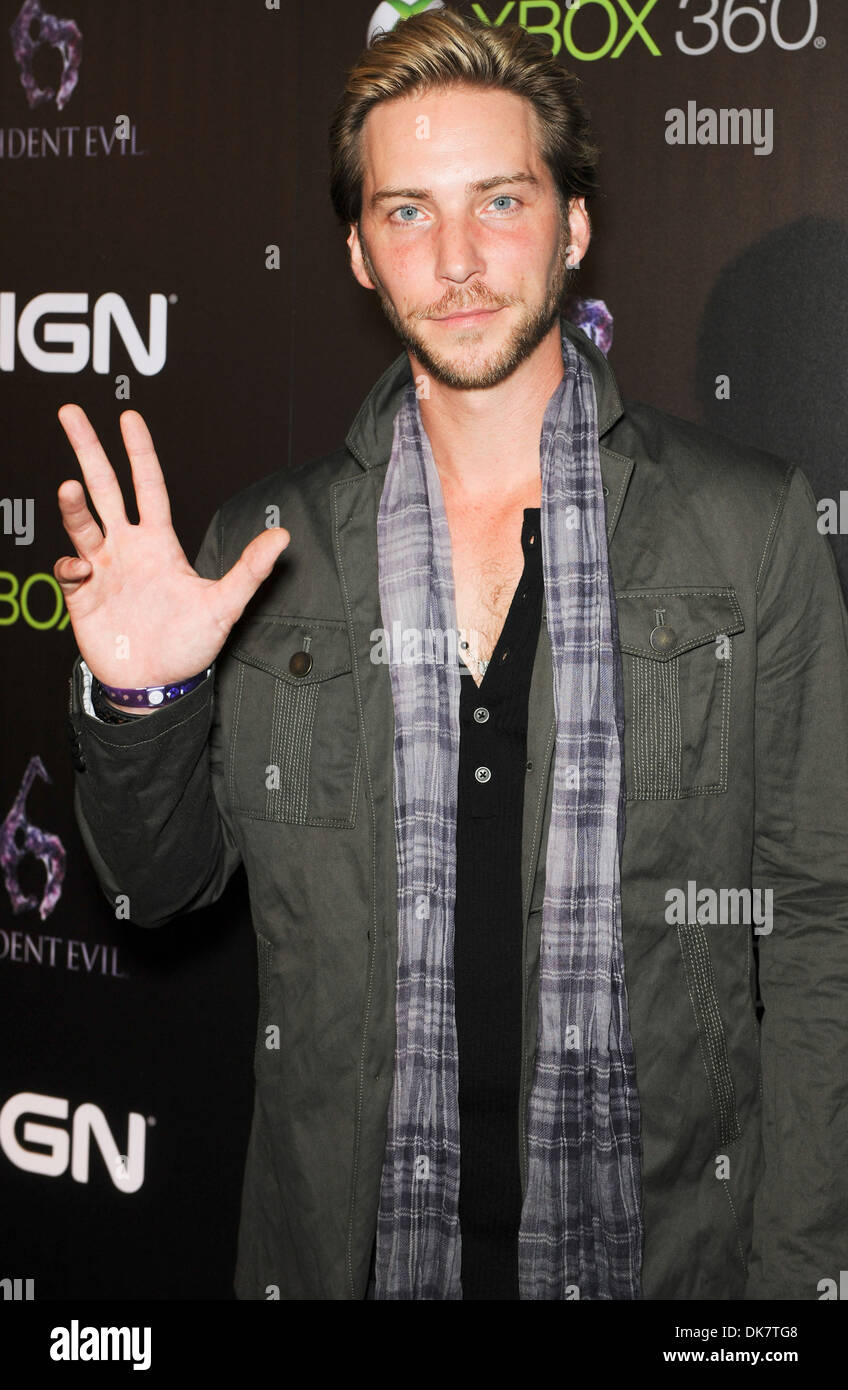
left=490, top=195, right=516, bottom=212
left=395, top=206, right=420, bottom=221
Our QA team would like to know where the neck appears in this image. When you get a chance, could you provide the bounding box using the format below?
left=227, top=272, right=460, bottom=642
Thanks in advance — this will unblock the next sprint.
left=413, top=320, right=565, bottom=507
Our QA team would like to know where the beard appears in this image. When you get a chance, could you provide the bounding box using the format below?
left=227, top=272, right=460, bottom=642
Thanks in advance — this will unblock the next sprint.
left=357, top=214, right=576, bottom=390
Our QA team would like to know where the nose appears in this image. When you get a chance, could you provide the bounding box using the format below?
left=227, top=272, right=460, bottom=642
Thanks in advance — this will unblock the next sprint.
left=433, top=214, right=485, bottom=286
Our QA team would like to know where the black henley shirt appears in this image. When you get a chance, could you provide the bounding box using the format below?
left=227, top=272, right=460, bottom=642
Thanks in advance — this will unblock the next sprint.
left=454, top=506, right=544, bottom=1300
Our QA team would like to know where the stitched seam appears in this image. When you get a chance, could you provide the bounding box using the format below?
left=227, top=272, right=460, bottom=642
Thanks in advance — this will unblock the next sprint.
left=755, top=465, right=794, bottom=597
left=617, top=589, right=744, bottom=660
left=626, top=634, right=733, bottom=801
left=718, top=638, right=732, bottom=793
left=266, top=680, right=319, bottom=823
left=346, top=739, right=363, bottom=827
left=677, top=925, right=720, bottom=1148
left=232, top=652, right=352, bottom=683
left=748, top=924, right=764, bottom=1106
left=236, top=615, right=347, bottom=631
left=631, top=655, right=681, bottom=798
left=268, top=681, right=285, bottom=820
left=687, top=931, right=729, bottom=1139
left=631, top=657, right=642, bottom=799
left=296, top=685, right=319, bottom=821
left=217, top=513, right=225, bottom=580
left=633, top=655, right=648, bottom=798
left=689, top=934, right=733, bottom=1143
left=618, top=587, right=741, bottom=602
left=696, top=935, right=737, bottom=1141
left=599, top=445, right=632, bottom=537
left=236, top=810, right=354, bottom=829
left=678, top=925, right=742, bottom=1146
left=254, top=934, right=272, bottom=1071
left=332, top=477, right=380, bottom=1301
left=523, top=717, right=557, bottom=917
left=720, top=1178, right=749, bottom=1276
left=229, top=662, right=244, bottom=810
left=620, top=627, right=742, bottom=659
left=520, top=713, right=557, bottom=1189
left=232, top=641, right=358, bottom=827
left=627, top=785, right=725, bottom=801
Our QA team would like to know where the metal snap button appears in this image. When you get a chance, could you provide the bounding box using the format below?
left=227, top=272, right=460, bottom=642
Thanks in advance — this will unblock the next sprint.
left=289, top=650, right=313, bottom=676
left=649, top=625, right=677, bottom=653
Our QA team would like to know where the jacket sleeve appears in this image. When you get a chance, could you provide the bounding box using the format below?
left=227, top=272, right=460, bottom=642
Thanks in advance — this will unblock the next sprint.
left=746, top=463, right=848, bottom=1299
left=66, top=507, right=243, bottom=928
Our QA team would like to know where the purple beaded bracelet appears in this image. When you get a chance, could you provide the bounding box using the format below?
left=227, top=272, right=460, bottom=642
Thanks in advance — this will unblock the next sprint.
left=94, top=670, right=210, bottom=709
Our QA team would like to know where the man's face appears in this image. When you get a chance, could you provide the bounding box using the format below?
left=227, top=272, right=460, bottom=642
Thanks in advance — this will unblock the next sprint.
left=347, top=84, right=589, bottom=391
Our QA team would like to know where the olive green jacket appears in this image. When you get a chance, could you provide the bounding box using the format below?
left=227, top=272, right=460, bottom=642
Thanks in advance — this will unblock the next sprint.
left=66, top=321, right=848, bottom=1300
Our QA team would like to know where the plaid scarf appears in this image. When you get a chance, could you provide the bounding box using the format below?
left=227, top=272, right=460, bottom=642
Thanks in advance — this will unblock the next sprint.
left=373, top=325, right=643, bottom=1299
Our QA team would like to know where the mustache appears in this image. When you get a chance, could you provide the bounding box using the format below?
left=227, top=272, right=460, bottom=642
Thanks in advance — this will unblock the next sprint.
left=407, top=283, right=522, bottom=321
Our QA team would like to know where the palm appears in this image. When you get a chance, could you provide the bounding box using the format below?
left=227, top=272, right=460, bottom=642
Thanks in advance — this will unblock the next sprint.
left=54, top=406, right=290, bottom=689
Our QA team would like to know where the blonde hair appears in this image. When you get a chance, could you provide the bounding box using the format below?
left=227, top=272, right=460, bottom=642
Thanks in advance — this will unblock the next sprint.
left=328, top=8, right=599, bottom=227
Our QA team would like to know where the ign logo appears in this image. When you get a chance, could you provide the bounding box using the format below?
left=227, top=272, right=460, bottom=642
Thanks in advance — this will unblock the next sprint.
left=0, top=292, right=169, bottom=374
left=0, top=1091, right=148, bottom=1193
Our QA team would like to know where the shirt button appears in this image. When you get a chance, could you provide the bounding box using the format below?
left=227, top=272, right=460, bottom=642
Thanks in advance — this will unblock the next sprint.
left=473, top=707, right=489, bottom=723
left=649, top=626, right=676, bottom=654
left=474, top=766, right=492, bottom=784
left=289, top=650, right=313, bottom=676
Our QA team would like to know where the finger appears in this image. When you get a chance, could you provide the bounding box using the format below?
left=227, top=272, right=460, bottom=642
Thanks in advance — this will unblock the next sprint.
left=211, top=528, right=291, bottom=630
left=53, top=555, right=93, bottom=593
left=118, top=410, right=174, bottom=530
left=57, top=404, right=129, bottom=532
left=56, top=478, right=106, bottom=560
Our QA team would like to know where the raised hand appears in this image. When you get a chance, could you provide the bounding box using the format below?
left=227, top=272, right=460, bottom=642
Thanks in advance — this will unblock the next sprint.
left=54, top=406, right=290, bottom=692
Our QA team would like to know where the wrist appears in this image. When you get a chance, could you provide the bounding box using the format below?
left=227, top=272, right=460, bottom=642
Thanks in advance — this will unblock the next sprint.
left=90, top=669, right=211, bottom=725
left=95, top=670, right=211, bottom=709
left=102, top=695, right=157, bottom=716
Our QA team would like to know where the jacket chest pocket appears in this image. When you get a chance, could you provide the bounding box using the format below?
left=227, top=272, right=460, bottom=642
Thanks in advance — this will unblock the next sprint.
left=225, top=616, right=361, bottom=828
left=615, top=587, right=744, bottom=800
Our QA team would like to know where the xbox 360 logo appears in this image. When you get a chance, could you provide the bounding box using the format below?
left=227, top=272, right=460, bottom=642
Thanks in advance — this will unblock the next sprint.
left=471, top=2, right=661, bottom=60
left=365, top=1, right=661, bottom=60
left=367, top=0, right=446, bottom=46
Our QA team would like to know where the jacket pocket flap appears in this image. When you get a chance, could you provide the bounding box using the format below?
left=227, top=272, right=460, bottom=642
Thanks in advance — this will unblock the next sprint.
left=616, top=587, right=744, bottom=660
left=230, top=616, right=352, bottom=684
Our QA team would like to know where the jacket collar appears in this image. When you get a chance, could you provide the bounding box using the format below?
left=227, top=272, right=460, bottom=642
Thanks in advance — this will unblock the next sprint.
left=344, top=315, right=625, bottom=472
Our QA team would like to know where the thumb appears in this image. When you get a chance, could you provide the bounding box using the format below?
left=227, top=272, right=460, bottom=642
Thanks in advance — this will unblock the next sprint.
left=212, top=527, right=291, bottom=629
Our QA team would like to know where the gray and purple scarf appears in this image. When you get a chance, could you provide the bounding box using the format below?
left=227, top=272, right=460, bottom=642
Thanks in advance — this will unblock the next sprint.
left=373, top=325, right=642, bottom=1299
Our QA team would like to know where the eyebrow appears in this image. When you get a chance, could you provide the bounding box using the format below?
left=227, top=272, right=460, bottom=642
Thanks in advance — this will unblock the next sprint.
left=369, top=171, right=541, bottom=209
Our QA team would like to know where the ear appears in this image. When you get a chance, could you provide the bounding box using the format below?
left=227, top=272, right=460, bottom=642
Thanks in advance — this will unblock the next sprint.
left=566, top=196, right=591, bottom=268
left=347, top=223, right=376, bottom=291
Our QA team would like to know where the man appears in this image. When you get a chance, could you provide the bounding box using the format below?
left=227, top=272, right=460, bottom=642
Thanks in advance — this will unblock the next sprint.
left=56, top=10, right=848, bottom=1300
